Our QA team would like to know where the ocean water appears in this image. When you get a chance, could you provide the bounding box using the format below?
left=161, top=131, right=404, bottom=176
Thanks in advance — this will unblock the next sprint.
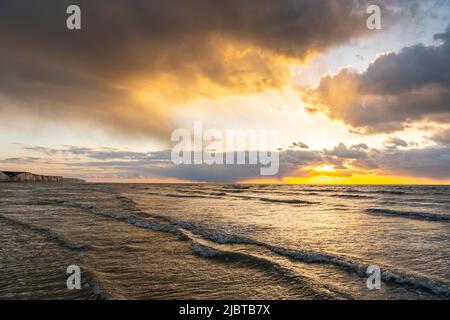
left=1, top=183, right=450, bottom=300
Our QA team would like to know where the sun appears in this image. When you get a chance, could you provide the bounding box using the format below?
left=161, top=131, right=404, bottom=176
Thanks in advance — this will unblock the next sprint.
left=314, top=164, right=335, bottom=173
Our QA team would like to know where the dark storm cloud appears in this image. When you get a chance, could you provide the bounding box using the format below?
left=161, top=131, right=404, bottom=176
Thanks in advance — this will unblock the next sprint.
left=361, top=29, right=450, bottom=94
left=306, top=26, right=450, bottom=133
left=0, top=0, right=408, bottom=137
left=369, top=147, right=450, bottom=179
left=0, top=0, right=376, bottom=71
left=323, top=143, right=450, bottom=180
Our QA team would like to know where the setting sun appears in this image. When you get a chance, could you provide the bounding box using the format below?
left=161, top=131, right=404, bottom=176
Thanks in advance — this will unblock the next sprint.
left=313, top=164, right=336, bottom=173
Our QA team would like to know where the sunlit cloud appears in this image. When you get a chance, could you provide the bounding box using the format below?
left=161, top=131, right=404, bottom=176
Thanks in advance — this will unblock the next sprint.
left=1, top=1, right=449, bottom=184
left=304, top=26, right=450, bottom=134
left=2, top=143, right=450, bottom=184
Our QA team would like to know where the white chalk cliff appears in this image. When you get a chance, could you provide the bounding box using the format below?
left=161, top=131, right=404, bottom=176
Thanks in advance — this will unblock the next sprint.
left=0, top=171, right=85, bottom=183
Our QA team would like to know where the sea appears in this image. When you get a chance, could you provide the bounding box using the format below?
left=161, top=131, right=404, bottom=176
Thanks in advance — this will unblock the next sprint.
left=1, top=183, right=450, bottom=300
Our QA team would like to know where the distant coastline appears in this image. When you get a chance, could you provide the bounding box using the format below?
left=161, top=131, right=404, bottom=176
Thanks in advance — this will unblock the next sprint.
left=0, top=171, right=85, bottom=183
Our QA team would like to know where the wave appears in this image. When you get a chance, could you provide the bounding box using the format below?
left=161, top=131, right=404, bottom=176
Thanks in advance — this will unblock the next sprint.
left=155, top=214, right=450, bottom=297
left=218, top=189, right=247, bottom=194
left=230, top=194, right=318, bottom=205
left=328, top=193, right=374, bottom=199
left=178, top=189, right=320, bottom=198
left=377, top=200, right=450, bottom=210
left=374, top=190, right=407, bottom=195
left=33, top=195, right=450, bottom=298
left=175, top=190, right=228, bottom=197
left=112, top=194, right=450, bottom=298
left=405, top=198, right=450, bottom=205
left=258, top=197, right=318, bottom=205
left=191, top=244, right=347, bottom=299
left=166, top=193, right=211, bottom=199
left=222, top=185, right=252, bottom=190
left=366, top=208, right=450, bottom=222
left=299, top=188, right=338, bottom=193
left=146, top=192, right=224, bottom=199
left=81, top=268, right=115, bottom=300
left=189, top=229, right=450, bottom=297
left=4, top=200, right=127, bottom=300
left=214, top=188, right=320, bottom=197
left=146, top=191, right=319, bottom=205
left=34, top=198, right=189, bottom=240
left=167, top=193, right=226, bottom=199
left=134, top=209, right=450, bottom=298
left=0, top=214, right=86, bottom=251
left=142, top=186, right=421, bottom=202
left=78, top=194, right=450, bottom=296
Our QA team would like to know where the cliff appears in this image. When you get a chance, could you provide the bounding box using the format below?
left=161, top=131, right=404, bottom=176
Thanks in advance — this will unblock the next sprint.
left=0, top=171, right=85, bottom=183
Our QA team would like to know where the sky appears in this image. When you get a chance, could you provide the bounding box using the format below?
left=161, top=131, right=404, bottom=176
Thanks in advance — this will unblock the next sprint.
left=1, top=0, right=450, bottom=184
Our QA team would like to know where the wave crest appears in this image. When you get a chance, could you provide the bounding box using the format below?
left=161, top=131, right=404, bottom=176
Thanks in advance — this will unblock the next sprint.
left=366, top=208, right=450, bottom=222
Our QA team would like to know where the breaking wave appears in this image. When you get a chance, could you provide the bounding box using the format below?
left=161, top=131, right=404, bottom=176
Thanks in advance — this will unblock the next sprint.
left=366, top=208, right=450, bottom=222
left=0, top=214, right=86, bottom=251
left=34, top=198, right=188, bottom=240
left=328, top=193, right=374, bottom=199
left=258, top=197, right=318, bottom=205
left=189, top=230, right=450, bottom=297
left=191, top=244, right=347, bottom=299
left=32, top=195, right=450, bottom=298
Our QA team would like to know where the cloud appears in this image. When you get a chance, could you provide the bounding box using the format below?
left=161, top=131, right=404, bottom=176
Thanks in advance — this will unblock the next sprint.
left=368, top=146, right=450, bottom=179
left=384, top=137, right=408, bottom=148
left=4, top=144, right=322, bottom=182
left=0, top=157, right=41, bottom=164
left=0, top=0, right=409, bottom=138
left=431, top=128, right=450, bottom=145
left=351, top=143, right=369, bottom=150
left=4, top=142, right=450, bottom=182
left=305, top=26, right=450, bottom=133
left=324, top=143, right=369, bottom=159
left=20, top=144, right=172, bottom=162
left=291, top=141, right=310, bottom=149
left=123, top=150, right=322, bottom=183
